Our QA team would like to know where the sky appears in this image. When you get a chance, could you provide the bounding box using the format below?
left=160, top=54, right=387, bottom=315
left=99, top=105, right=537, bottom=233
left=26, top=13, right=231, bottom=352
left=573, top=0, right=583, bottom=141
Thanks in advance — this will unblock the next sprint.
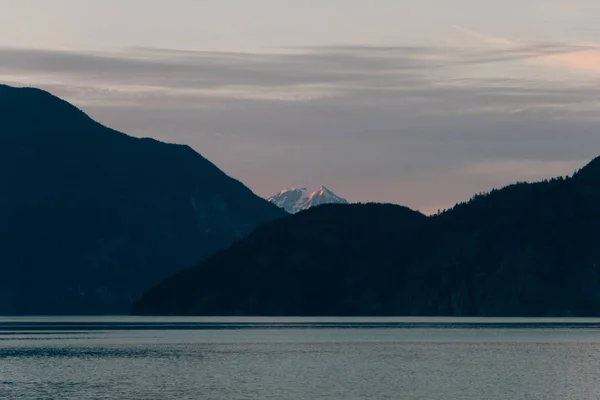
left=2, top=0, right=600, bottom=213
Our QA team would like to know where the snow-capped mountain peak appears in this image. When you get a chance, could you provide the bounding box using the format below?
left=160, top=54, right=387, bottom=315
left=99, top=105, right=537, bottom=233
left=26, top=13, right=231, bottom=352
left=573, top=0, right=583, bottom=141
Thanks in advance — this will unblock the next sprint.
left=267, top=186, right=348, bottom=213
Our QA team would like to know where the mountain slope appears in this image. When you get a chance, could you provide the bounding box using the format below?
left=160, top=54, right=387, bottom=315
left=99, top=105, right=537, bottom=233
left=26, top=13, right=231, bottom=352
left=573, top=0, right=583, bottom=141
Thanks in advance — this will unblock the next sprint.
left=0, top=84, right=286, bottom=315
left=132, top=203, right=427, bottom=315
left=268, top=186, right=348, bottom=213
left=133, top=157, right=600, bottom=317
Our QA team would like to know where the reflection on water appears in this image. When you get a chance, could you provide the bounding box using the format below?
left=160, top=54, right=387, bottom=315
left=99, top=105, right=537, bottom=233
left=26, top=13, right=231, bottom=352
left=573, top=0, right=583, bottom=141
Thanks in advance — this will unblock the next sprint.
left=2, top=317, right=600, bottom=399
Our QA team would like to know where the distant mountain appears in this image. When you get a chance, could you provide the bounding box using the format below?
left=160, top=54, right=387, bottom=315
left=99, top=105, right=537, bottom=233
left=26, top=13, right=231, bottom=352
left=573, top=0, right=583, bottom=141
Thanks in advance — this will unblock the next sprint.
left=267, top=188, right=311, bottom=214
left=133, top=157, right=600, bottom=317
left=0, top=84, right=285, bottom=315
left=268, top=186, right=348, bottom=213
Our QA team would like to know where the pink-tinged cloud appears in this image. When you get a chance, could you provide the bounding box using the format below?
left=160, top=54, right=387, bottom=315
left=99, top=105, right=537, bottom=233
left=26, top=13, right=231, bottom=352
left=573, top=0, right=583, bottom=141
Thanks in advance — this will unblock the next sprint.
left=452, top=26, right=515, bottom=47
left=454, top=26, right=600, bottom=74
left=547, top=51, right=600, bottom=73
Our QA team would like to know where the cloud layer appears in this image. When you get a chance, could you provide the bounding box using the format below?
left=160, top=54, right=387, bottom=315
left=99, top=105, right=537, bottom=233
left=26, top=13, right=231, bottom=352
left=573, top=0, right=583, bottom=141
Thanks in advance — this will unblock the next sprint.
left=2, top=41, right=599, bottom=212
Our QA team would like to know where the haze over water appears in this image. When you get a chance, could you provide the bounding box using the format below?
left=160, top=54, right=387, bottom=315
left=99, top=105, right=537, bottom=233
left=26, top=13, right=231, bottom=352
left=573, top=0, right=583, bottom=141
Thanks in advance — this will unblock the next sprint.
left=2, top=317, right=600, bottom=399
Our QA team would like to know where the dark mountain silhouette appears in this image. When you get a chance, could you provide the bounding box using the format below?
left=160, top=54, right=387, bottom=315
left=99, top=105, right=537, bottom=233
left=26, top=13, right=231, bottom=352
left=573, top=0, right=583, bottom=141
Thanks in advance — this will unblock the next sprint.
left=133, top=203, right=427, bottom=315
left=0, top=84, right=286, bottom=315
left=133, top=157, right=600, bottom=317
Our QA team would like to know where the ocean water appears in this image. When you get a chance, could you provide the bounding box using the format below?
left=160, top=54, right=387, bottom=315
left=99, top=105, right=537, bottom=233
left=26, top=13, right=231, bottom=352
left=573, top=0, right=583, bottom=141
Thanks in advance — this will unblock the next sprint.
left=2, top=317, right=600, bottom=399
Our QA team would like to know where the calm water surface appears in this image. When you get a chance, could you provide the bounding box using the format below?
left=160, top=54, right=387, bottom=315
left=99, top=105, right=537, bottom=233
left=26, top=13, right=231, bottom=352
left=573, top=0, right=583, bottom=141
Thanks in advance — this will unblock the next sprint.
left=2, top=317, right=600, bottom=399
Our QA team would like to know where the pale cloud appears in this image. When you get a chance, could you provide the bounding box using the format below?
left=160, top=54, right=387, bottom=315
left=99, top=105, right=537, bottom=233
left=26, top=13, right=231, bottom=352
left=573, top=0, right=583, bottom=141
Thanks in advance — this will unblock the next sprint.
left=452, top=26, right=515, bottom=47
left=547, top=50, right=600, bottom=73
left=2, top=44, right=596, bottom=111
left=454, top=26, right=600, bottom=74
